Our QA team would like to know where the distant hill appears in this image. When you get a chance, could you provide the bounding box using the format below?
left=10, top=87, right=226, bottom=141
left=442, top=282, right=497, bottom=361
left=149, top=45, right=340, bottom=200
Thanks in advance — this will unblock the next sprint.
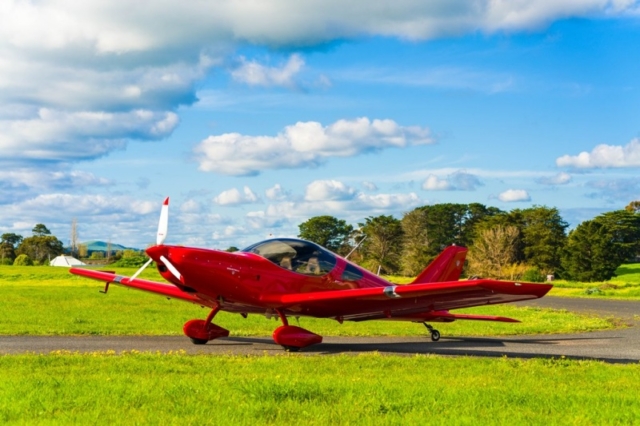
left=80, top=240, right=142, bottom=253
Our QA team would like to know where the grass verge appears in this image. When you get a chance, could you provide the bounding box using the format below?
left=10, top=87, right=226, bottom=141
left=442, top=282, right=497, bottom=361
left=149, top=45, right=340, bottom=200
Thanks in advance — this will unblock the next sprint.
left=1, top=352, right=639, bottom=425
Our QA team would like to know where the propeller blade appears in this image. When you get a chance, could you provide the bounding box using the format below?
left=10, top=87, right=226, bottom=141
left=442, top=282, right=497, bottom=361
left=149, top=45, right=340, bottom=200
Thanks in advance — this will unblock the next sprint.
left=160, top=255, right=183, bottom=283
left=129, top=257, right=153, bottom=281
left=157, top=197, right=169, bottom=245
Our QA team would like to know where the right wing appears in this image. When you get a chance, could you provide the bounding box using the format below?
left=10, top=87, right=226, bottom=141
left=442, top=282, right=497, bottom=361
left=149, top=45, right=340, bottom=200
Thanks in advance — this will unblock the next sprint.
left=69, top=267, right=202, bottom=304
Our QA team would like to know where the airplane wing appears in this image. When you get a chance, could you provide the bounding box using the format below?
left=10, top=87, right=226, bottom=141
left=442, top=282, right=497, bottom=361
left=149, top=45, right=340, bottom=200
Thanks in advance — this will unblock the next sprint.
left=69, top=267, right=202, bottom=304
left=260, top=279, right=552, bottom=321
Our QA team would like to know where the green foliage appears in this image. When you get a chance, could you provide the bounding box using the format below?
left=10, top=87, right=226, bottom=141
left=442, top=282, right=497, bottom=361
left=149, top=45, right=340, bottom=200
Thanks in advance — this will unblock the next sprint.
left=522, top=267, right=546, bottom=283
left=298, top=215, right=354, bottom=254
left=359, top=215, right=403, bottom=274
left=561, top=210, right=640, bottom=282
left=13, top=254, right=33, bottom=266
left=111, top=250, right=148, bottom=267
left=0, top=258, right=12, bottom=266
left=31, top=223, right=51, bottom=236
left=1, top=354, right=639, bottom=425
left=16, top=227, right=64, bottom=265
left=89, top=251, right=104, bottom=260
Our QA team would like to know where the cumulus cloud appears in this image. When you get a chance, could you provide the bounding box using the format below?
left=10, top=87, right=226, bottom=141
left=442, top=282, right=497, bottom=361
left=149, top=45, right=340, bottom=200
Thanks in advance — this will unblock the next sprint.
left=214, top=186, right=260, bottom=205
left=265, top=184, right=290, bottom=201
left=231, top=54, right=304, bottom=88
left=556, top=138, right=640, bottom=169
left=498, top=189, right=531, bottom=202
left=422, top=171, right=482, bottom=191
left=537, top=172, right=572, bottom=185
left=194, top=117, right=433, bottom=175
left=1, top=1, right=635, bottom=168
left=305, top=180, right=357, bottom=201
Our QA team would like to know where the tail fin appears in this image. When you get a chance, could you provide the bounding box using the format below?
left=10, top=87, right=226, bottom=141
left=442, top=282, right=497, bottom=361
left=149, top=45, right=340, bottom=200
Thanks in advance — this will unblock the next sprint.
left=410, top=245, right=467, bottom=284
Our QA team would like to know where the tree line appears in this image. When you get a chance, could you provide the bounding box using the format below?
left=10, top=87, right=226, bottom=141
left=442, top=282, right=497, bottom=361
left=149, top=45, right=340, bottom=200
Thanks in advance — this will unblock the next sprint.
left=298, top=202, right=640, bottom=282
left=1, top=224, right=64, bottom=266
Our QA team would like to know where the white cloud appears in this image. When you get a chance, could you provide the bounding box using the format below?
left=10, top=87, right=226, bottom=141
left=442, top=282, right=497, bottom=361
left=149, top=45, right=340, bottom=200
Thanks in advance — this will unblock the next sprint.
left=305, top=180, right=357, bottom=201
left=214, top=186, right=260, bottom=205
left=0, top=1, right=634, bottom=169
left=422, top=175, right=451, bottom=191
left=537, top=172, right=572, bottom=185
left=422, top=171, right=482, bottom=191
left=556, top=138, right=640, bottom=169
left=498, top=189, right=531, bottom=202
left=362, top=181, right=378, bottom=191
left=231, top=54, right=304, bottom=88
left=265, top=184, right=290, bottom=201
left=194, top=117, right=433, bottom=175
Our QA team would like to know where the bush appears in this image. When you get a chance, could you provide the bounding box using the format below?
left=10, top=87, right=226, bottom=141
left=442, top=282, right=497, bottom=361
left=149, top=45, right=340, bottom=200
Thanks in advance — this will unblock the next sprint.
left=13, top=254, right=33, bottom=266
left=522, top=267, right=546, bottom=283
left=0, top=258, right=13, bottom=265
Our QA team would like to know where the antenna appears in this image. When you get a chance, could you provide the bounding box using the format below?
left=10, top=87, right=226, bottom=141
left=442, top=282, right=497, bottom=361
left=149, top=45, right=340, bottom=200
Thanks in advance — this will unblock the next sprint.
left=345, top=235, right=367, bottom=260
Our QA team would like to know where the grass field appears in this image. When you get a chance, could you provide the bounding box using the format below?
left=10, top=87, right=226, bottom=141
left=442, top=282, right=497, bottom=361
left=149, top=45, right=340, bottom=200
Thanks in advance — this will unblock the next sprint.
left=1, top=353, right=639, bottom=425
left=0, top=265, right=616, bottom=337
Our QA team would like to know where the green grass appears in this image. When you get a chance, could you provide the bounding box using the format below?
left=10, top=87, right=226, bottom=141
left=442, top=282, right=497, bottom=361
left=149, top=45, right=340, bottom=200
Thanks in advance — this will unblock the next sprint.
left=549, top=263, right=640, bottom=299
left=1, top=353, right=639, bottom=425
left=0, top=265, right=616, bottom=337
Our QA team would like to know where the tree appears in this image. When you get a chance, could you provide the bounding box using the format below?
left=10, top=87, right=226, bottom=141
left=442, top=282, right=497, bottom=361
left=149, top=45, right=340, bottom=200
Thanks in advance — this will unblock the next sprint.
left=1, top=233, right=23, bottom=263
left=467, top=225, right=520, bottom=279
left=400, top=209, right=431, bottom=276
left=625, top=200, right=640, bottom=213
left=32, top=224, right=51, bottom=236
left=519, top=206, right=568, bottom=274
left=359, top=215, right=403, bottom=274
left=298, top=216, right=354, bottom=254
left=561, top=210, right=640, bottom=282
left=70, top=218, right=78, bottom=257
left=16, top=225, right=63, bottom=264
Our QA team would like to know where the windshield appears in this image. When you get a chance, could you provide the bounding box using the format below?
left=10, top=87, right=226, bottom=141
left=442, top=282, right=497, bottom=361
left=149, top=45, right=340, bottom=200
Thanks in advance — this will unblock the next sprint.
left=242, top=238, right=337, bottom=275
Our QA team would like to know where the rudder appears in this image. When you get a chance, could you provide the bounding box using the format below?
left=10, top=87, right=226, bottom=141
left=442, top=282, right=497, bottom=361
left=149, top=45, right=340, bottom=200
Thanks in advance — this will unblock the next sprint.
left=410, top=245, right=467, bottom=284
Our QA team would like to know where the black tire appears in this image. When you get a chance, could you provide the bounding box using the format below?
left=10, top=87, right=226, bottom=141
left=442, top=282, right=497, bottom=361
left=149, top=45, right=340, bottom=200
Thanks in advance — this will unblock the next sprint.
left=430, top=330, right=441, bottom=342
left=190, top=338, right=208, bottom=345
left=282, top=345, right=301, bottom=352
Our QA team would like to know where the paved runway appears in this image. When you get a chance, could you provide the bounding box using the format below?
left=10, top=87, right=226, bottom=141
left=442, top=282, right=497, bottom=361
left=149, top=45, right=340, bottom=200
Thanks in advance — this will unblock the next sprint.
left=2, top=297, right=639, bottom=363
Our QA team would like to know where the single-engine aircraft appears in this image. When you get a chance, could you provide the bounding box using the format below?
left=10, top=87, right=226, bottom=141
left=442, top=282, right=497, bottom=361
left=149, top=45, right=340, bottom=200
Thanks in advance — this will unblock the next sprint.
left=70, top=198, right=552, bottom=351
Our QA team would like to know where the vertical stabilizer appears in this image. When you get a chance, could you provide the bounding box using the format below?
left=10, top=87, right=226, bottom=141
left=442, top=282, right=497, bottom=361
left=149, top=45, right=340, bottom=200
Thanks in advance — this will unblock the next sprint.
left=410, top=245, right=468, bottom=284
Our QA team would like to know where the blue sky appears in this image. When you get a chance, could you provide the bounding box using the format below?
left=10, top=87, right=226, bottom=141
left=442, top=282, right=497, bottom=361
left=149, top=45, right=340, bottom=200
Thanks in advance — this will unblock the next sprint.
left=1, top=1, right=640, bottom=249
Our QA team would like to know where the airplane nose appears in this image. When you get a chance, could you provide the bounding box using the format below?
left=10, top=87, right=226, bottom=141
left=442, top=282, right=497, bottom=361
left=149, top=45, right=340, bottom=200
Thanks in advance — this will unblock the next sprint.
left=145, top=245, right=168, bottom=261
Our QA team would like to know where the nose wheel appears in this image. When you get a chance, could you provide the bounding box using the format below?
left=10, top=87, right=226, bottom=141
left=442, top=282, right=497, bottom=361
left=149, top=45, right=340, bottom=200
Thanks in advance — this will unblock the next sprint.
left=423, top=323, right=441, bottom=342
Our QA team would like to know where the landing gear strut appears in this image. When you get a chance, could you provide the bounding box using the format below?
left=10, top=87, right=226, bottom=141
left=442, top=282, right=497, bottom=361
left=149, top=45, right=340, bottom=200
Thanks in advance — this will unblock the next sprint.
left=272, top=309, right=322, bottom=351
left=423, top=323, right=441, bottom=342
left=183, top=303, right=229, bottom=345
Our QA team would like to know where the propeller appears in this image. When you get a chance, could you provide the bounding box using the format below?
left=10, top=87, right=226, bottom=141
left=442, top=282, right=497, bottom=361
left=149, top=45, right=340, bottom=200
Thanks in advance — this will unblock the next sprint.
left=129, top=197, right=183, bottom=283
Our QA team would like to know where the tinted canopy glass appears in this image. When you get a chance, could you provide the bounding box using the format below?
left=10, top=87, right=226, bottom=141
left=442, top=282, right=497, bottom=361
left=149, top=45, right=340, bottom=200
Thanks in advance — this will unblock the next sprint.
left=242, top=238, right=337, bottom=275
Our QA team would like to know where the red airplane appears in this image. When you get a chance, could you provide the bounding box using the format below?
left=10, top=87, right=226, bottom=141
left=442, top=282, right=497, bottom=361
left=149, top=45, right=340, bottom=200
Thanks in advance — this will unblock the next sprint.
left=70, top=198, right=552, bottom=351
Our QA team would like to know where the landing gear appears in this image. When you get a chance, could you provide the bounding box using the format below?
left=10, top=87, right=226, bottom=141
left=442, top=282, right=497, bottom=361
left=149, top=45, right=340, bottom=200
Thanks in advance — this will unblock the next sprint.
left=423, top=323, right=441, bottom=342
left=272, top=309, right=322, bottom=352
left=183, top=303, right=229, bottom=345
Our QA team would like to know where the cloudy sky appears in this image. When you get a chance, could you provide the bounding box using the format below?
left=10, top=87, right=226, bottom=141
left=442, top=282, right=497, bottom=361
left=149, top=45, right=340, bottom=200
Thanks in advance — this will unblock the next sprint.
left=1, top=1, right=640, bottom=249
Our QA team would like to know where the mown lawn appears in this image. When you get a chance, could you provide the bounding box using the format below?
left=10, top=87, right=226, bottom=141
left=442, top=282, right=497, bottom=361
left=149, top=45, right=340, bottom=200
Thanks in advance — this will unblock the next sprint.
left=1, top=353, right=639, bottom=425
left=0, top=265, right=615, bottom=337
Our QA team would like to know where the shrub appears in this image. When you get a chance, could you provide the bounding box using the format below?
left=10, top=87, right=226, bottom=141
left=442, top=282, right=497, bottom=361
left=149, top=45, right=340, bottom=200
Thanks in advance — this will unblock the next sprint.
left=13, top=254, right=33, bottom=266
left=522, top=267, right=546, bottom=283
left=0, top=258, right=13, bottom=265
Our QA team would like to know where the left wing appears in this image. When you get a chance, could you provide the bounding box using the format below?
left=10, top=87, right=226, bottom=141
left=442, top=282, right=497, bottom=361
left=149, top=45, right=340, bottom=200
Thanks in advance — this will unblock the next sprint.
left=260, top=279, right=552, bottom=320
left=69, top=268, right=202, bottom=304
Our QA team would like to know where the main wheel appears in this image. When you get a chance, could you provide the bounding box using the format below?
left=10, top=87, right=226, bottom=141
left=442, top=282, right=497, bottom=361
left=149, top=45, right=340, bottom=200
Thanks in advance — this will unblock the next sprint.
left=190, top=337, right=208, bottom=345
left=282, top=345, right=301, bottom=352
left=430, top=330, right=441, bottom=342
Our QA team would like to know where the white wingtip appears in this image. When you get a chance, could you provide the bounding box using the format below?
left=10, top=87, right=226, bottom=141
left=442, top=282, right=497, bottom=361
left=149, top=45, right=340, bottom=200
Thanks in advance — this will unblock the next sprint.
left=157, top=197, right=169, bottom=245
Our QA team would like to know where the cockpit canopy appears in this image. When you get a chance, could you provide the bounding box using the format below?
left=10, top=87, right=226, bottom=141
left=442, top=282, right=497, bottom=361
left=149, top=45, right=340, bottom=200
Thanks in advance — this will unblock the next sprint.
left=242, top=238, right=337, bottom=275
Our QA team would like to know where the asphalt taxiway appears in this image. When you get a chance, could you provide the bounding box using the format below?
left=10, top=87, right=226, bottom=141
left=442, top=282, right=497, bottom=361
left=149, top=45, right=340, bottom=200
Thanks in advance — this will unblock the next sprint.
left=2, top=297, right=639, bottom=363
